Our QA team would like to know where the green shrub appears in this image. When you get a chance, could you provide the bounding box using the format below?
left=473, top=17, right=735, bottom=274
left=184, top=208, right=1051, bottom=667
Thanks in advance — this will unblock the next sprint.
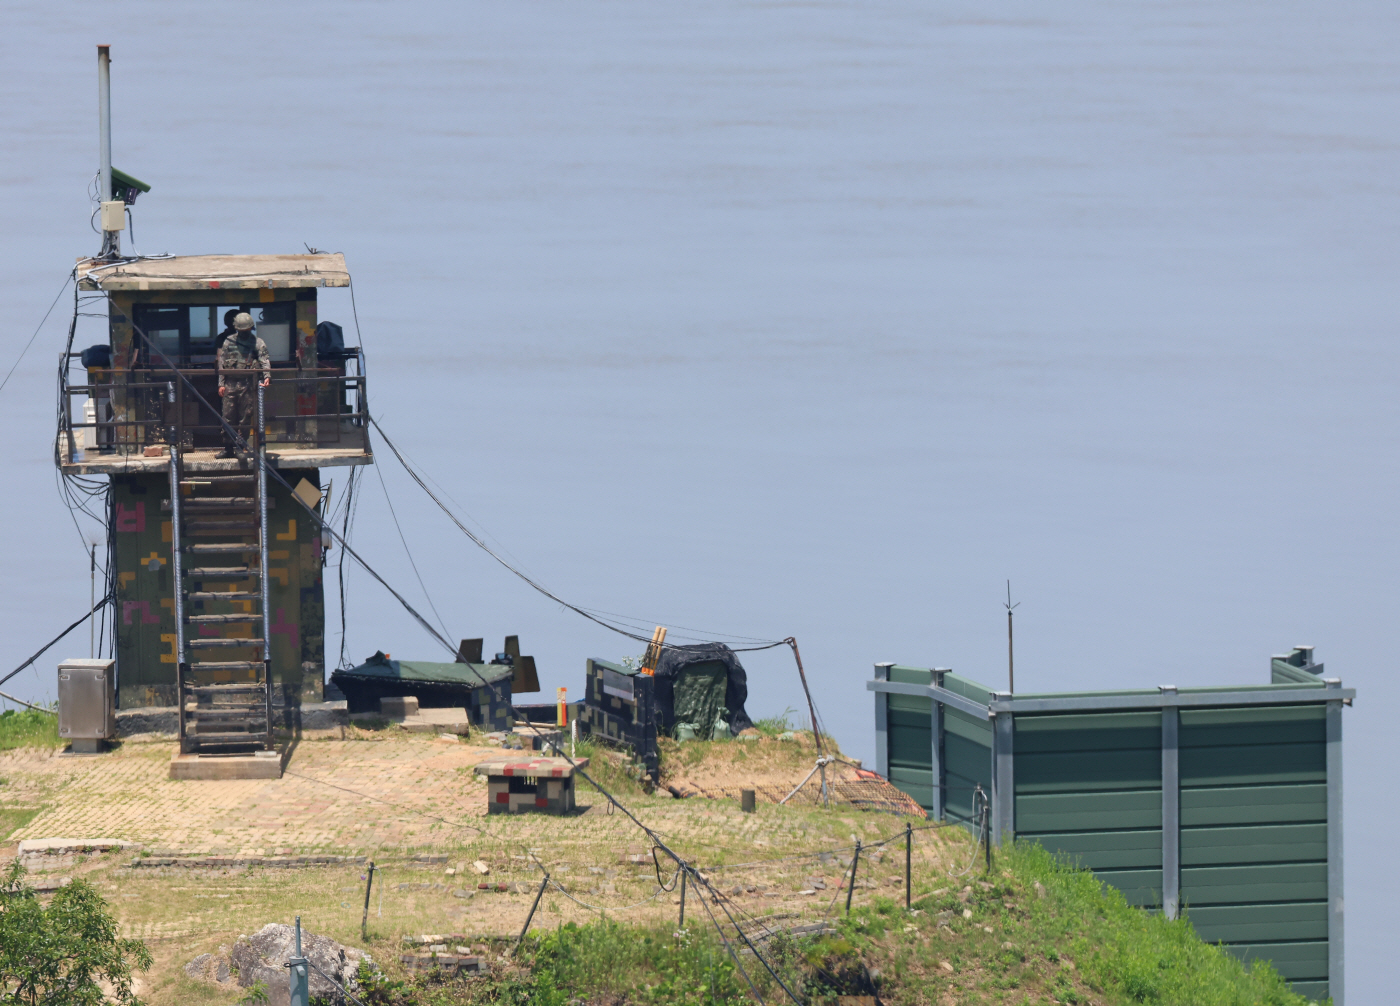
left=0, top=708, right=60, bottom=751
left=0, top=860, right=152, bottom=1005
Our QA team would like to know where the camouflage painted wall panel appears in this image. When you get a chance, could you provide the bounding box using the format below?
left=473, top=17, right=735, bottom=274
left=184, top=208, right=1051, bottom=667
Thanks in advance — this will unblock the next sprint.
left=112, top=469, right=325, bottom=708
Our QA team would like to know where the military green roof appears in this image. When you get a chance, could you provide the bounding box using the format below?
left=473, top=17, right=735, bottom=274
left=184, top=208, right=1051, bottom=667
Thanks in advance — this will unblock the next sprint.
left=339, top=652, right=512, bottom=689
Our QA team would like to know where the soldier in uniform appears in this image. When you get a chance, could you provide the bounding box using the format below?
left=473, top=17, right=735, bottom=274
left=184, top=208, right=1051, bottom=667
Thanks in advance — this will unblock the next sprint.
left=216, top=312, right=271, bottom=458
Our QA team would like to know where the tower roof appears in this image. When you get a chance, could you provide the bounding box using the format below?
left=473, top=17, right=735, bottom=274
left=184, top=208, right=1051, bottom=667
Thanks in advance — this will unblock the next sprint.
left=76, top=253, right=349, bottom=291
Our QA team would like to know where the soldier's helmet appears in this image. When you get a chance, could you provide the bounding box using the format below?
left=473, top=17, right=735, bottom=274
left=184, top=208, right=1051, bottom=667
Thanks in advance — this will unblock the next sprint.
left=233, top=312, right=254, bottom=331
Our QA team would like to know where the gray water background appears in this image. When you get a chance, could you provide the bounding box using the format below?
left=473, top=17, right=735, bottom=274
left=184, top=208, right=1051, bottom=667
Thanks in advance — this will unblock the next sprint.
left=2, top=1, right=1396, bottom=991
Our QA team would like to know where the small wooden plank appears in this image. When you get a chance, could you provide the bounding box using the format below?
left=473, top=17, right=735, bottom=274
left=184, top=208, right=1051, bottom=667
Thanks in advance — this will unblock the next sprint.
left=1180, top=863, right=1327, bottom=906
left=1180, top=784, right=1326, bottom=827
left=1181, top=824, right=1327, bottom=867
left=1218, top=941, right=1328, bottom=981
left=1180, top=705, right=1325, bottom=748
left=1013, top=711, right=1160, bottom=754
left=1092, top=867, right=1162, bottom=907
left=887, top=665, right=931, bottom=687
left=1187, top=902, right=1327, bottom=944
left=1015, top=748, right=1160, bottom=794
left=1180, top=743, right=1325, bottom=787
left=1016, top=789, right=1162, bottom=833
left=1023, top=828, right=1162, bottom=870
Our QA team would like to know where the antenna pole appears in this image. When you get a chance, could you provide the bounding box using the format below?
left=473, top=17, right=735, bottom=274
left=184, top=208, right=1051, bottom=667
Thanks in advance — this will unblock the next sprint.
left=89, top=544, right=97, bottom=658
left=96, top=45, right=118, bottom=257
left=1004, top=581, right=1019, bottom=694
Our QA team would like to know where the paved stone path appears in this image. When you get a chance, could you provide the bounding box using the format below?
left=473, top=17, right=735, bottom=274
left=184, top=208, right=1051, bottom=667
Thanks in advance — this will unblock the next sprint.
left=1, top=735, right=496, bottom=853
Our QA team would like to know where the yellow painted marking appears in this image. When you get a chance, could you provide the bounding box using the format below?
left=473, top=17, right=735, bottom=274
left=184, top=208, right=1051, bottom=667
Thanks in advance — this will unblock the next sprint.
left=161, top=598, right=174, bottom=610
left=162, top=520, right=172, bottom=543
left=119, top=572, right=136, bottom=590
left=270, top=550, right=290, bottom=560
left=275, top=520, right=297, bottom=541
left=143, top=551, right=167, bottom=569
left=159, top=634, right=177, bottom=664
left=269, top=567, right=289, bottom=587
left=259, top=288, right=275, bottom=303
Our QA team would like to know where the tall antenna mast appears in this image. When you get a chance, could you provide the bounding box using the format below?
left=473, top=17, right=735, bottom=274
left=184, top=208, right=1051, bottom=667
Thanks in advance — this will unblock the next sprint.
left=1004, top=580, right=1019, bottom=693
left=96, top=45, right=120, bottom=258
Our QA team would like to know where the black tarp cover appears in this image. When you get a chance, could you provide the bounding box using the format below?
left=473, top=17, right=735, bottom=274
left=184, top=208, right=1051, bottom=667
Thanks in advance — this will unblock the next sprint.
left=651, top=642, right=754, bottom=735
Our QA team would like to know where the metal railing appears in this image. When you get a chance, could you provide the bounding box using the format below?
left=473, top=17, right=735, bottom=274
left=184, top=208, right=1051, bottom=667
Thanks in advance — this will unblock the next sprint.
left=58, top=352, right=368, bottom=460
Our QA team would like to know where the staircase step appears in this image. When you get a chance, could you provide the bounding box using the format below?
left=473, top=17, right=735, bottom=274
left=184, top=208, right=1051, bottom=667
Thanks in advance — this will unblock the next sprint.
left=186, top=520, right=258, bottom=532
left=184, top=567, right=258, bottom=578
left=187, top=591, right=261, bottom=601
left=186, top=613, right=262, bottom=624
left=186, top=732, right=272, bottom=745
left=185, top=683, right=269, bottom=693
left=186, top=543, right=261, bottom=554
left=187, top=638, right=265, bottom=649
left=187, top=660, right=265, bottom=672
left=180, top=475, right=255, bottom=484
left=163, top=497, right=260, bottom=509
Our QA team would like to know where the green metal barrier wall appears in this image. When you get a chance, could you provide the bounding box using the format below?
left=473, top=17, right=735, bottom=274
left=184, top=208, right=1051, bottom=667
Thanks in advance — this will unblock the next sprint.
left=869, top=647, right=1349, bottom=1004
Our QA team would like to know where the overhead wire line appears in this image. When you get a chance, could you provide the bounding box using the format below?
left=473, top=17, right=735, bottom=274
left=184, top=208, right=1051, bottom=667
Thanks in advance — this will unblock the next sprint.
left=0, top=269, right=73, bottom=399
left=371, top=453, right=454, bottom=643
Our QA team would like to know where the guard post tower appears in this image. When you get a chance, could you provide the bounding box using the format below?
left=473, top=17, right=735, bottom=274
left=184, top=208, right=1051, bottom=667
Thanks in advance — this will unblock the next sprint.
left=56, top=46, right=372, bottom=778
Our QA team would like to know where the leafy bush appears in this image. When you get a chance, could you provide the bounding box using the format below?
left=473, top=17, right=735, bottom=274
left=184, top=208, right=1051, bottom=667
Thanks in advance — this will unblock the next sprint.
left=0, top=708, right=60, bottom=751
left=0, top=860, right=152, bottom=1005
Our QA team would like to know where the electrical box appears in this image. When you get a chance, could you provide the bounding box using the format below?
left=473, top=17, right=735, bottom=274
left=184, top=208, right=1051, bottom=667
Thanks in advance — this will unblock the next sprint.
left=100, top=200, right=126, bottom=232
left=57, top=658, right=116, bottom=752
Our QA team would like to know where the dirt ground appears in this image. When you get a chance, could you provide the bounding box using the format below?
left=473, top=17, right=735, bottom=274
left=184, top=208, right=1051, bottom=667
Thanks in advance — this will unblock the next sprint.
left=0, top=729, right=959, bottom=1005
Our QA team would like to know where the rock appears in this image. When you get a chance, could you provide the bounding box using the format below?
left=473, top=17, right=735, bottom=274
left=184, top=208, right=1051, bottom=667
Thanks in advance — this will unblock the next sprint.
left=472, top=860, right=490, bottom=875
left=982, top=926, right=993, bottom=934
left=1034, top=881, right=1047, bottom=899
left=961, top=908, right=972, bottom=919
left=1001, top=941, right=1017, bottom=951
left=230, top=923, right=368, bottom=1006
left=452, top=889, right=472, bottom=899
left=939, top=960, right=954, bottom=973
left=806, top=878, right=827, bottom=891
left=935, top=910, right=953, bottom=926
left=216, top=958, right=230, bottom=982
left=184, top=953, right=212, bottom=979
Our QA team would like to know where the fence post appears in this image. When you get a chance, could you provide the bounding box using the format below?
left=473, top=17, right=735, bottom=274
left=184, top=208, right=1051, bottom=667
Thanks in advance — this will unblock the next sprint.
left=846, top=840, right=862, bottom=915
left=905, top=822, right=912, bottom=910
left=360, top=862, right=375, bottom=941
left=678, top=869, right=687, bottom=928
left=288, top=915, right=309, bottom=1006
left=513, top=873, right=550, bottom=955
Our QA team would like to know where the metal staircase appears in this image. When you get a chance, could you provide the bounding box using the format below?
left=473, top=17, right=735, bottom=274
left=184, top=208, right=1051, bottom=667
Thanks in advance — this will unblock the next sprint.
left=168, top=384, right=274, bottom=753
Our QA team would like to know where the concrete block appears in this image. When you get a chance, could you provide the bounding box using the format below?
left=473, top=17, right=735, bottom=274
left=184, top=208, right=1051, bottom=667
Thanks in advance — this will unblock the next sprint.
left=169, top=750, right=283, bottom=780
left=116, top=706, right=179, bottom=737
left=380, top=696, right=419, bottom=717
left=299, top=700, right=348, bottom=730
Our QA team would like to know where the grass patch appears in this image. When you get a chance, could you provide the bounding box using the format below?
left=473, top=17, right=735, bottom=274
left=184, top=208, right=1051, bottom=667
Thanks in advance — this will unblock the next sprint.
left=0, top=708, right=60, bottom=751
left=0, top=807, right=41, bottom=840
left=750, top=708, right=799, bottom=736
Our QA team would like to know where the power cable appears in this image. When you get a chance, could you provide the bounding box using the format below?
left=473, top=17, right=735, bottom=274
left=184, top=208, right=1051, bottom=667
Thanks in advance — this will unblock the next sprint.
left=0, top=592, right=113, bottom=694
left=0, top=270, right=73, bottom=399
left=371, top=456, right=454, bottom=643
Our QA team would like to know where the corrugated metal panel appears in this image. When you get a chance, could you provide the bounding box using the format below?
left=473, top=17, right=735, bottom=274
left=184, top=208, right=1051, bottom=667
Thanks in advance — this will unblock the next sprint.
left=1012, top=710, right=1163, bottom=908
left=1180, top=704, right=1329, bottom=989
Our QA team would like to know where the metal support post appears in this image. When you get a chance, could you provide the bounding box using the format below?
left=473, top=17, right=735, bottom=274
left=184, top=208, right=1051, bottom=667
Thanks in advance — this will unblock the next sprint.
left=846, top=840, right=861, bottom=915
left=361, top=862, right=376, bottom=941
left=905, top=822, right=912, bottom=910
left=931, top=671, right=947, bottom=820
left=1326, top=681, right=1345, bottom=1006
left=874, top=663, right=892, bottom=779
left=678, top=869, right=686, bottom=928
left=1160, top=689, right=1180, bottom=920
left=513, top=873, right=551, bottom=954
left=991, top=706, right=1014, bottom=846
left=257, top=383, right=272, bottom=749
left=288, top=916, right=309, bottom=1006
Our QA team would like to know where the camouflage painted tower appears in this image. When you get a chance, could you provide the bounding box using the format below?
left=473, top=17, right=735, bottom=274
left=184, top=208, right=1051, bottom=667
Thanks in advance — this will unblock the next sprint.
left=56, top=48, right=372, bottom=757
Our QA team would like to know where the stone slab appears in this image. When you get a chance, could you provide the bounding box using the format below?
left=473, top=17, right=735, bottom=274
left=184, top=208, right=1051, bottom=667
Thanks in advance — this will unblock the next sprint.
left=169, top=751, right=283, bottom=780
left=116, top=706, right=179, bottom=737
left=18, top=838, right=135, bottom=855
